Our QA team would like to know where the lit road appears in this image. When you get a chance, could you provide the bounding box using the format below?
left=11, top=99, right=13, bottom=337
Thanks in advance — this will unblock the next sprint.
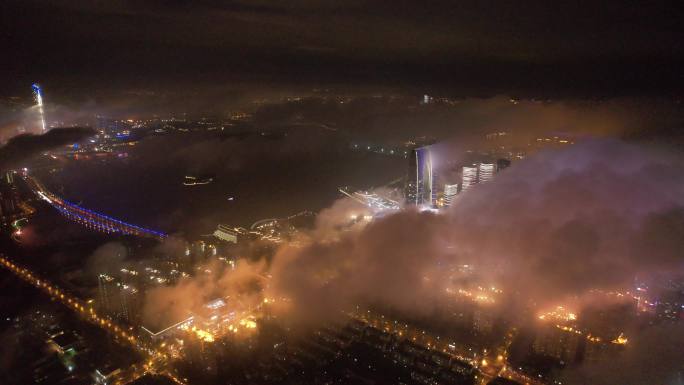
left=0, top=254, right=185, bottom=385
left=0, top=255, right=139, bottom=346
left=24, top=175, right=167, bottom=240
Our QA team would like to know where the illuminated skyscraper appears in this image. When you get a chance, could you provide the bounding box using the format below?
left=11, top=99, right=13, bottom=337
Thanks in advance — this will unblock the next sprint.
left=443, top=183, right=459, bottom=207
left=405, top=153, right=417, bottom=204
left=417, top=147, right=435, bottom=206
left=461, top=165, right=478, bottom=192
left=98, top=274, right=119, bottom=315
left=478, top=163, right=495, bottom=183
left=120, top=284, right=141, bottom=323
left=406, top=146, right=435, bottom=206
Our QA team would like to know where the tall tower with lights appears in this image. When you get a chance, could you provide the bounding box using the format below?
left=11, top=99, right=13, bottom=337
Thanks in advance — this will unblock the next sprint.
left=32, top=84, right=47, bottom=133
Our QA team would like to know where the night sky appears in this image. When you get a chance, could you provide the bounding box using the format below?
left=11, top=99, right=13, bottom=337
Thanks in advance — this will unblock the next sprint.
left=2, top=0, right=683, bottom=98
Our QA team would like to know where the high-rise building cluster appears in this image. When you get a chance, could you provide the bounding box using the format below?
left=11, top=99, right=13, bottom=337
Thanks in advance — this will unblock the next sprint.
left=457, top=162, right=497, bottom=195
left=404, top=144, right=511, bottom=208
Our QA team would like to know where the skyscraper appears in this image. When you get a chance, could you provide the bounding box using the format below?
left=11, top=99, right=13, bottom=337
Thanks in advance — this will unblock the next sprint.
left=405, top=150, right=418, bottom=204
left=460, top=162, right=497, bottom=193
left=443, top=183, right=459, bottom=207
left=405, top=146, right=435, bottom=206
left=120, top=284, right=142, bottom=323
left=98, top=273, right=138, bottom=321
left=98, top=274, right=119, bottom=316
left=461, top=165, right=478, bottom=192
left=478, top=163, right=495, bottom=183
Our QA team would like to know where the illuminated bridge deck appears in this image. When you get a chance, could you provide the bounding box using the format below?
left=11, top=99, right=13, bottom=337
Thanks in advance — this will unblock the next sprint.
left=27, top=177, right=167, bottom=240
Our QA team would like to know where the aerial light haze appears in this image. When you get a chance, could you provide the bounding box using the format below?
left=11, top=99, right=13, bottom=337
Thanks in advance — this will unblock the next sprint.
left=1, top=1, right=684, bottom=385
